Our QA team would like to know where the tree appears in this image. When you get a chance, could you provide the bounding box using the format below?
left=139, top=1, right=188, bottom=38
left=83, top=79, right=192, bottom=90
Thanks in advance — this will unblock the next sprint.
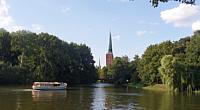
left=150, top=0, right=195, bottom=7
left=185, top=30, right=200, bottom=90
left=131, top=55, right=141, bottom=83
left=111, top=56, right=132, bottom=85
left=101, top=66, right=109, bottom=80
left=0, top=29, right=98, bottom=85
left=159, top=55, right=177, bottom=90
left=137, top=41, right=174, bottom=85
left=0, top=29, right=12, bottom=64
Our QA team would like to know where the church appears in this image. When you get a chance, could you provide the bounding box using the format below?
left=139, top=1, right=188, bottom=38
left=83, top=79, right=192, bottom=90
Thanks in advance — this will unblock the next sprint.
left=106, top=32, right=113, bottom=67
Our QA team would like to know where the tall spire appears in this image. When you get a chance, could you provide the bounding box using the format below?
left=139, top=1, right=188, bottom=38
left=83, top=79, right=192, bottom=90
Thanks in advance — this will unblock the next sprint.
left=98, top=58, right=101, bottom=69
left=108, top=32, right=113, bottom=53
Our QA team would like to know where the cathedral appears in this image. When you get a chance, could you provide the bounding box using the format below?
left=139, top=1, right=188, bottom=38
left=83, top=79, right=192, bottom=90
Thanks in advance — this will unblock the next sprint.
left=106, top=32, right=113, bottom=66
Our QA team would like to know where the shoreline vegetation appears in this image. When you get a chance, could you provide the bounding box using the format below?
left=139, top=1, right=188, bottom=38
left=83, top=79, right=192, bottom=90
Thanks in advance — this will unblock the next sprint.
left=99, top=30, right=200, bottom=93
left=0, top=28, right=98, bottom=85
left=1, top=28, right=200, bottom=93
left=143, top=84, right=169, bottom=92
left=128, top=83, right=170, bottom=92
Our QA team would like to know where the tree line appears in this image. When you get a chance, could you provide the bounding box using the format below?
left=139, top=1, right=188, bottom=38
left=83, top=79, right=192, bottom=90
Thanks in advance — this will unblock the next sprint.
left=99, top=31, right=200, bottom=92
left=0, top=28, right=98, bottom=85
left=149, top=0, right=195, bottom=7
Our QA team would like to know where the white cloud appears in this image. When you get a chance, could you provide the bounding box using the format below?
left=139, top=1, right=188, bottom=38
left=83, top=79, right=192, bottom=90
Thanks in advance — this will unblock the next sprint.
left=192, top=20, right=200, bottom=31
left=0, top=0, right=45, bottom=32
left=136, top=30, right=155, bottom=37
left=12, top=25, right=25, bottom=31
left=0, top=0, right=26, bottom=32
left=149, top=22, right=159, bottom=25
left=31, top=24, right=44, bottom=33
left=138, top=20, right=159, bottom=26
left=161, top=4, right=200, bottom=31
left=61, top=7, right=71, bottom=13
left=136, top=31, right=147, bottom=36
left=111, top=17, right=120, bottom=22
left=113, top=35, right=120, bottom=41
left=0, top=0, right=14, bottom=27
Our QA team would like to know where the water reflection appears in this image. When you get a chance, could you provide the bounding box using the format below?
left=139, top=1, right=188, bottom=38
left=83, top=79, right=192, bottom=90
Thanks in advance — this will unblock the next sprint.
left=91, top=83, right=109, bottom=110
left=32, top=90, right=67, bottom=101
left=91, top=83, right=141, bottom=110
left=1, top=84, right=200, bottom=110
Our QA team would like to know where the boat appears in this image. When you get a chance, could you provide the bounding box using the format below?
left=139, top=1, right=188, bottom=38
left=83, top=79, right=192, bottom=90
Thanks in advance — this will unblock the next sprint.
left=32, top=82, right=67, bottom=90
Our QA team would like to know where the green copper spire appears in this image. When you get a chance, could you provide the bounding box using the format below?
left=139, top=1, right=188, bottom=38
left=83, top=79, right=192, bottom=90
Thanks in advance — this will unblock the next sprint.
left=108, top=32, right=112, bottom=53
left=98, top=58, right=101, bottom=68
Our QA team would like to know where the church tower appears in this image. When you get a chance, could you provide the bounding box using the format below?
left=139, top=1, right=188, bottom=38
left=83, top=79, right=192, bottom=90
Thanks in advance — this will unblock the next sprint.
left=106, top=32, right=113, bottom=66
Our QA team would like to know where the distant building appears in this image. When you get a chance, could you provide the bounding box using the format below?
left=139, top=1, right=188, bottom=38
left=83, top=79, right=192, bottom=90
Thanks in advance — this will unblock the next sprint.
left=106, top=32, right=113, bottom=66
left=98, top=58, right=101, bottom=69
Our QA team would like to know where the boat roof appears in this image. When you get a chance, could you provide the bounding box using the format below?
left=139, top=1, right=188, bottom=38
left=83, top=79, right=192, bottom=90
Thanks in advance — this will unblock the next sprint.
left=33, top=82, right=61, bottom=84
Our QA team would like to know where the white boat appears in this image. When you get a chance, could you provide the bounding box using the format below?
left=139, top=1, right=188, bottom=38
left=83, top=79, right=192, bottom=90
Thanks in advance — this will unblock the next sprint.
left=32, top=82, right=67, bottom=90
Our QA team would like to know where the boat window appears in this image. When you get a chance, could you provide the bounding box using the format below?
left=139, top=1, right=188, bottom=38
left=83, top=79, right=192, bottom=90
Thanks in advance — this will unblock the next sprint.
left=53, top=84, right=60, bottom=86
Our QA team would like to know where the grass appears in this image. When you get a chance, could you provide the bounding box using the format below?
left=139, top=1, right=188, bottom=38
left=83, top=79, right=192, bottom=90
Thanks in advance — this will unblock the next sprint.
left=127, top=83, right=144, bottom=88
left=128, top=83, right=169, bottom=91
left=142, top=84, right=170, bottom=92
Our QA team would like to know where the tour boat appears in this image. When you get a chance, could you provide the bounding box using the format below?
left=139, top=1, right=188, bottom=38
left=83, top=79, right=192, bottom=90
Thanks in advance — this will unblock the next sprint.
left=32, top=82, right=67, bottom=90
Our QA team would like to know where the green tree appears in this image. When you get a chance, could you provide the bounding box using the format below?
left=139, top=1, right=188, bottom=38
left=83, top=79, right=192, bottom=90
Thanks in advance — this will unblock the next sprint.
left=101, top=66, right=109, bottom=80
left=0, top=29, right=12, bottom=64
left=137, top=41, right=174, bottom=85
left=159, top=55, right=177, bottom=90
left=0, top=29, right=98, bottom=85
left=150, top=0, right=195, bottom=7
left=159, top=55, right=193, bottom=92
left=111, top=56, right=132, bottom=85
left=185, top=30, right=200, bottom=90
left=130, top=55, right=141, bottom=83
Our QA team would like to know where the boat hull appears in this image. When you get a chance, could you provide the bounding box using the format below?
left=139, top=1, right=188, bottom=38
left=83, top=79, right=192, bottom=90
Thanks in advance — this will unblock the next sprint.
left=32, top=85, right=67, bottom=90
left=32, top=82, right=67, bottom=90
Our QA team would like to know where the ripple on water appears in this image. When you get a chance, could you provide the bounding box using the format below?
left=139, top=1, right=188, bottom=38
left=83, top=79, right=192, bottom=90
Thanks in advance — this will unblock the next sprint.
left=12, top=89, right=33, bottom=92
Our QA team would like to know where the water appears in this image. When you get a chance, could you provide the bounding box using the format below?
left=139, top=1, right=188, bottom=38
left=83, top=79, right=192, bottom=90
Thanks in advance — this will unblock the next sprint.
left=0, top=83, right=200, bottom=110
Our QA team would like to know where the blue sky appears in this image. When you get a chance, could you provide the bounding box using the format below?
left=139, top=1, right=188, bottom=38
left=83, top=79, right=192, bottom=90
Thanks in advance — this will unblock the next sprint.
left=1, top=0, right=200, bottom=66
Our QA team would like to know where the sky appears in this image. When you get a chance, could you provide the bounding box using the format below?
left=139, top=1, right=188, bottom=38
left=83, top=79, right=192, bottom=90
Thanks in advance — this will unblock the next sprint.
left=1, top=0, right=200, bottom=66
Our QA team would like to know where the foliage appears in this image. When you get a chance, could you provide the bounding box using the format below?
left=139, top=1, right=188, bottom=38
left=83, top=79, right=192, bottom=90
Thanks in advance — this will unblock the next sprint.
left=137, top=41, right=174, bottom=85
left=136, top=30, right=200, bottom=92
left=0, top=29, right=97, bottom=84
left=185, top=30, right=200, bottom=90
left=158, top=55, right=184, bottom=91
left=109, top=56, right=139, bottom=85
left=131, top=55, right=141, bottom=83
left=150, top=0, right=195, bottom=7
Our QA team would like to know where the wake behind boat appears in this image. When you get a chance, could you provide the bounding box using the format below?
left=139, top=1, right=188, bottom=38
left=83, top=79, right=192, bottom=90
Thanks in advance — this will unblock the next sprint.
left=32, top=82, right=67, bottom=90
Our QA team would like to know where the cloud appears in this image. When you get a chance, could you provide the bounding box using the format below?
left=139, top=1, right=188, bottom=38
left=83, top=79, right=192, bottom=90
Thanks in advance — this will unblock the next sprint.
left=111, top=17, right=120, bottom=22
left=0, top=0, right=25, bottom=32
left=192, top=20, right=200, bottom=31
left=161, top=4, right=200, bottom=31
left=113, top=35, right=120, bottom=41
left=0, top=0, right=45, bottom=32
left=136, top=30, right=155, bottom=37
left=0, top=0, right=14, bottom=27
left=61, top=7, right=71, bottom=13
left=12, top=25, right=25, bottom=31
left=138, top=20, right=159, bottom=25
left=31, top=24, right=44, bottom=32
left=149, top=22, right=159, bottom=25
left=136, top=31, right=147, bottom=36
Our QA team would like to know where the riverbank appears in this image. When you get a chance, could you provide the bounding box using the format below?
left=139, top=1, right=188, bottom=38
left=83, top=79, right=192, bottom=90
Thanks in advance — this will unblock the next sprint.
left=143, top=84, right=170, bottom=92
left=128, top=83, right=170, bottom=91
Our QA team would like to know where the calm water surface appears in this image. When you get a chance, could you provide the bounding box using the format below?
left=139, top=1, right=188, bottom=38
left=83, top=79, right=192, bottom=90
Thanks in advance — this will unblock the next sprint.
left=0, top=83, right=200, bottom=110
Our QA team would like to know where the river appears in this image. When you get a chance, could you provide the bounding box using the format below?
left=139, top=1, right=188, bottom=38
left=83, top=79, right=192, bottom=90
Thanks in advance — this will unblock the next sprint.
left=0, top=83, right=200, bottom=110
